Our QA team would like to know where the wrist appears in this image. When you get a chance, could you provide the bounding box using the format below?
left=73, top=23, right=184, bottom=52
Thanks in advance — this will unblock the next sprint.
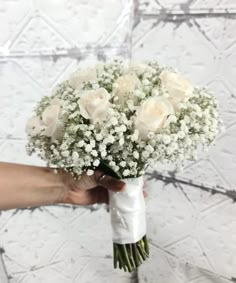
left=44, top=168, right=68, bottom=205
left=56, top=169, right=75, bottom=204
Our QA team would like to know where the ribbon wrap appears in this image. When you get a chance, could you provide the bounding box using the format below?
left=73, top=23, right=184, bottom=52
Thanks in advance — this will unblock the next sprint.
left=108, top=176, right=146, bottom=244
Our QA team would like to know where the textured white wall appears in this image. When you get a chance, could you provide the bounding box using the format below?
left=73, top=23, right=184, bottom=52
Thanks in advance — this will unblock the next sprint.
left=0, top=0, right=236, bottom=282
left=133, top=2, right=236, bottom=283
left=132, top=0, right=236, bottom=283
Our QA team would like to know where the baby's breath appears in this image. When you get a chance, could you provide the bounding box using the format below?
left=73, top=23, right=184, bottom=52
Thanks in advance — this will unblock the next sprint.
left=26, top=61, right=221, bottom=178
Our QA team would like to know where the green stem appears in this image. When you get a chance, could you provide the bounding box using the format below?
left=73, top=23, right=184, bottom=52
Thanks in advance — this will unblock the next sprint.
left=116, top=246, right=123, bottom=270
left=120, top=245, right=133, bottom=272
left=137, top=243, right=146, bottom=261
left=143, top=235, right=150, bottom=256
left=131, top=243, right=141, bottom=267
left=113, top=236, right=149, bottom=271
left=113, top=244, right=118, bottom=269
left=127, top=244, right=136, bottom=269
left=119, top=247, right=128, bottom=272
left=140, top=239, right=149, bottom=258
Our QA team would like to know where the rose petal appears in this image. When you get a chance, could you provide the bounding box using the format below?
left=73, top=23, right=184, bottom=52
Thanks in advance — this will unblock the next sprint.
left=42, top=105, right=61, bottom=126
left=78, top=88, right=110, bottom=123
left=69, top=68, right=97, bottom=89
left=44, top=121, right=64, bottom=141
left=135, top=96, right=174, bottom=140
left=25, top=116, right=43, bottom=135
left=113, top=73, right=141, bottom=101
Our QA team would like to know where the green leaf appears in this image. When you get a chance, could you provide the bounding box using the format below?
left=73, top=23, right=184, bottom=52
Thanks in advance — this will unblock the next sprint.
left=98, top=162, right=122, bottom=179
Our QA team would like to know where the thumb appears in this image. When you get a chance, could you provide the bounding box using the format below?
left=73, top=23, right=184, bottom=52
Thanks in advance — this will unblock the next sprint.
left=98, top=174, right=125, bottom=192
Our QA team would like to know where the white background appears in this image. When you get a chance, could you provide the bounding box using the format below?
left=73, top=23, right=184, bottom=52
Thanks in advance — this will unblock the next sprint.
left=0, top=0, right=236, bottom=282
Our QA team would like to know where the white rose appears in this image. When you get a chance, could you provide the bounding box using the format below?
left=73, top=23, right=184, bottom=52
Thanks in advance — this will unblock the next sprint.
left=42, top=100, right=64, bottom=140
left=113, top=73, right=141, bottom=101
left=79, top=88, right=111, bottom=123
left=26, top=98, right=65, bottom=141
left=25, top=116, right=44, bottom=135
left=129, top=63, right=155, bottom=76
left=95, top=63, right=105, bottom=74
left=69, top=68, right=97, bottom=89
left=160, top=70, right=194, bottom=109
left=135, top=96, right=174, bottom=140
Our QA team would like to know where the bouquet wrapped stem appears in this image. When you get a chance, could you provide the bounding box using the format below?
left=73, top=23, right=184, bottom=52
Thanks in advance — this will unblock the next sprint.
left=108, top=176, right=149, bottom=272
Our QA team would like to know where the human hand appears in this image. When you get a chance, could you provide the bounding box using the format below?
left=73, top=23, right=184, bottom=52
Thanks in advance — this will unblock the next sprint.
left=61, top=170, right=126, bottom=206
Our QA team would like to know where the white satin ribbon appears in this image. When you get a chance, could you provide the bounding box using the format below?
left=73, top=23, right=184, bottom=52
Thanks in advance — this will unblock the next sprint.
left=108, top=176, right=146, bottom=244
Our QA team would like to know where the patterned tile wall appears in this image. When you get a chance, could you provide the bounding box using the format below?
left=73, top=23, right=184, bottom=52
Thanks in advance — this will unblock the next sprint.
left=133, top=1, right=236, bottom=283
left=0, top=1, right=134, bottom=282
left=0, top=0, right=235, bottom=282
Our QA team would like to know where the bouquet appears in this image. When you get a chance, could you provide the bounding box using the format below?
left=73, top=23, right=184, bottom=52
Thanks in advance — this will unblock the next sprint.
left=26, top=61, right=220, bottom=272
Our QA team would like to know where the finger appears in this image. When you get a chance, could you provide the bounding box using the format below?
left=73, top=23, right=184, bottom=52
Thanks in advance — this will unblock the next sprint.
left=143, top=181, right=147, bottom=189
left=97, top=187, right=109, bottom=204
left=143, top=191, right=148, bottom=198
left=90, top=186, right=109, bottom=204
left=98, top=175, right=125, bottom=192
left=75, top=171, right=97, bottom=191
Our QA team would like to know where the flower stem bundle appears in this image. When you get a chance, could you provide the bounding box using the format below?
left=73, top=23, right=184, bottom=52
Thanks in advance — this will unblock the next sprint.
left=114, top=236, right=149, bottom=272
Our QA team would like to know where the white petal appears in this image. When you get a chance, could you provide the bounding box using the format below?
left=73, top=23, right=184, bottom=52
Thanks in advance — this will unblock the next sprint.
left=42, top=105, right=60, bottom=126
left=78, top=88, right=110, bottom=122
left=44, top=121, right=64, bottom=141
left=50, top=98, right=62, bottom=106
left=69, top=68, right=97, bottom=89
left=25, top=116, right=43, bottom=135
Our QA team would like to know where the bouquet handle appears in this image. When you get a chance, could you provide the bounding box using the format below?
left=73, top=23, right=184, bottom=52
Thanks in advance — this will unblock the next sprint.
left=108, top=176, right=149, bottom=271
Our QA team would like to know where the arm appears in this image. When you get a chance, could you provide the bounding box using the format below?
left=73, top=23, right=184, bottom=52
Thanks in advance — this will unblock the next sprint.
left=0, top=162, right=65, bottom=210
left=0, top=162, right=125, bottom=210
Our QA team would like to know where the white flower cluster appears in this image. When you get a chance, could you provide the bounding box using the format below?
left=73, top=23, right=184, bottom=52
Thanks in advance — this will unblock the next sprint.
left=26, top=61, right=221, bottom=178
